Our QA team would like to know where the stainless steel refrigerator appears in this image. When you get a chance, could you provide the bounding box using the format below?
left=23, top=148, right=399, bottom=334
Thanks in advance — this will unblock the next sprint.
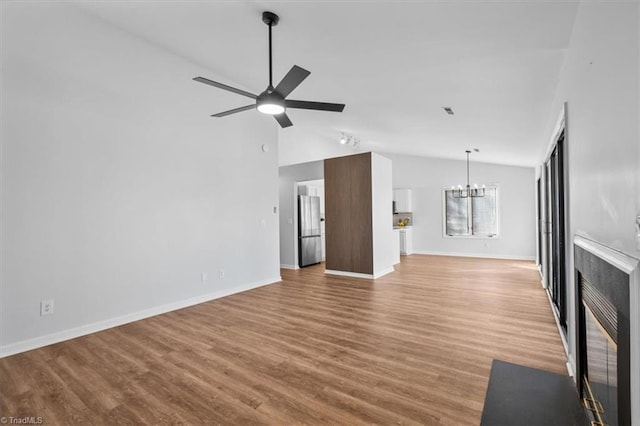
left=298, top=195, right=322, bottom=267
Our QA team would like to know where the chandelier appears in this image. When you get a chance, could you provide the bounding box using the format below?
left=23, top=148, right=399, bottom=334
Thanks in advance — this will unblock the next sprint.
left=452, top=150, right=485, bottom=198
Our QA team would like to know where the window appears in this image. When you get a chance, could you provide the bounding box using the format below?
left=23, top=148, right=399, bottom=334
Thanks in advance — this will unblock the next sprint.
left=443, top=186, right=498, bottom=238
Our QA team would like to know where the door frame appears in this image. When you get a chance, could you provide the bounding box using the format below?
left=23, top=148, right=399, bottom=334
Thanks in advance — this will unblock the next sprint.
left=549, top=132, right=567, bottom=331
left=538, top=103, right=570, bottom=343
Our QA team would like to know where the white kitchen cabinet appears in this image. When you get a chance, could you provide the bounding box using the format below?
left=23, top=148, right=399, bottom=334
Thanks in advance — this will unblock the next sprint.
left=399, top=227, right=413, bottom=255
left=393, top=189, right=412, bottom=212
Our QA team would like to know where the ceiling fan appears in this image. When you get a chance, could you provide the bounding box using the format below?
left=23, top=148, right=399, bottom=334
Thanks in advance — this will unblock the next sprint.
left=193, top=11, right=345, bottom=128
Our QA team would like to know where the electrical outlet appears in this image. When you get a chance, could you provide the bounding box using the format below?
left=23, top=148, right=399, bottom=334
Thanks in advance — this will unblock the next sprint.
left=201, top=272, right=208, bottom=282
left=40, top=299, right=54, bottom=316
left=218, top=269, right=225, bottom=279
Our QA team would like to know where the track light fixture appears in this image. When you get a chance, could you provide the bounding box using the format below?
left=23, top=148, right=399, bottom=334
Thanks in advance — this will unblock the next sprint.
left=338, top=132, right=360, bottom=148
left=339, top=132, right=350, bottom=145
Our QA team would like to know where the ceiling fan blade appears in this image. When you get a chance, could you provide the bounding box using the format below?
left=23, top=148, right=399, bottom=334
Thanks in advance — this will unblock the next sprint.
left=274, top=65, right=310, bottom=98
left=211, top=104, right=255, bottom=117
left=273, top=113, right=293, bottom=128
left=286, top=99, right=345, bottom=112
left=193, top=77, right=257, bottom=99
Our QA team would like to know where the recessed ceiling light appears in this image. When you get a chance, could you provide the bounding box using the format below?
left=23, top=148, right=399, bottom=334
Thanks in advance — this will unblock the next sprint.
left=443, top=107, right=454, bottom=115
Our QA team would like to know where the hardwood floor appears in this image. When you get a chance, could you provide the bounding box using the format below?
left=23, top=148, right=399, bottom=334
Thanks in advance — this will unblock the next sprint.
left=0, top=255, right=568, bottom=425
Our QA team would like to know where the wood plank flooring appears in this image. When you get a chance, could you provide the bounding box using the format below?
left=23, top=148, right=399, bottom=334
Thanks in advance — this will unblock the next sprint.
left=0, top=255, right=568, bottom=425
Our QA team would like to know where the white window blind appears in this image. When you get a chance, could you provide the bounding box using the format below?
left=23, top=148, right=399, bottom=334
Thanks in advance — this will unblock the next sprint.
left=445, top=191, right=469, bottom=235
left=444, top=187, right=498, bottom=237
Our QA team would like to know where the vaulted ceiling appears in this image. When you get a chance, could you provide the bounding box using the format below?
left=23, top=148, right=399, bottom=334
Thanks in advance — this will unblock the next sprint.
left=76, top=1, right=579, bottom=167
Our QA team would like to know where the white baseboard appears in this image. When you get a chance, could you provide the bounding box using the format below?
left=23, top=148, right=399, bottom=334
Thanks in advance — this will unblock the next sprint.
left=373, top=267, right=395, bottom=279
left=325, top=269, right=374, bottom=279
left=0, top=276, right=282, bottom=358
left=280, top=264, right=299, bottom=270
left=566, top=360, right=575, bottom=380
left=543, top=276, right=571, bottom=370
left=324, top=266, right=395, bottom=280
left=411, top=250, right=536, bottom=261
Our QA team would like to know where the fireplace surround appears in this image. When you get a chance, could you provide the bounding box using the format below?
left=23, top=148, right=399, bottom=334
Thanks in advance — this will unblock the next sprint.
left=574, top=236, right=639, bottom=425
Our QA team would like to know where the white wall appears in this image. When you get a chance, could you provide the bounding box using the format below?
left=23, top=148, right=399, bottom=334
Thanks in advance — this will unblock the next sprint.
left=371, top=153, right=395, bottom=277
left=1, top=3, right=280, bottom=356
left=554, top=4, right=639, bottom=256
left=278, top=126, right=362, bottom=166
left=386, top=154, right=536, bottom=260
left=278, top=161, right=324, bottom=268
left=540, top=0, right=640, bottom=388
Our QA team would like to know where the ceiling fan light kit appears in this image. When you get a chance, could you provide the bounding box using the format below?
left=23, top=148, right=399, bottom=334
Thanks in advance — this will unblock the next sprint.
left=193, top=11, right=345, bottom=128
left=256, top=91, right=285, bottom=115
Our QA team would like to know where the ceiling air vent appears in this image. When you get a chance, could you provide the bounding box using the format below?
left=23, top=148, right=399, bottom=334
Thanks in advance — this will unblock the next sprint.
left=443, top=107, right=454, bottom=115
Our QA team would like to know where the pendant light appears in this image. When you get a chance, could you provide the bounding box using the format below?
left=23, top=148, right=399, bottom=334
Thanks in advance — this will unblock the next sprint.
left=452, top=150, right=485, bottom=198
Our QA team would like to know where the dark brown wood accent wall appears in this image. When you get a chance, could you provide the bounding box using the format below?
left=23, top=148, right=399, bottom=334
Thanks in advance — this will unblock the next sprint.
left=324, top=153, right=373, bottom=274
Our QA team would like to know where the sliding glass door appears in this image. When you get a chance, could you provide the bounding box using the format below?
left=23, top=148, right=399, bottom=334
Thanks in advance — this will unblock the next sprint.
left=546, top=131, right=567, bottom=331
left=536, top=177, right=543, bottom=270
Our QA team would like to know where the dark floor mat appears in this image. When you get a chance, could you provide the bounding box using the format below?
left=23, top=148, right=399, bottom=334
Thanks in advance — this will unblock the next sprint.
left=480, top=359, right=588, bottom=426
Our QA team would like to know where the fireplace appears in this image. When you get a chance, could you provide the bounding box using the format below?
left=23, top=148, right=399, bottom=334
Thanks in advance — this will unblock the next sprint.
left=575, top=236, right=639, bottom=425
left=581, top=276, right=619, bottom=424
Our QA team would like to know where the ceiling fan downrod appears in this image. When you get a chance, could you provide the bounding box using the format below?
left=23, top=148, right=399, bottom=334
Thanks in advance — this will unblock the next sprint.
left=262, top=11, right=279, bottom=89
